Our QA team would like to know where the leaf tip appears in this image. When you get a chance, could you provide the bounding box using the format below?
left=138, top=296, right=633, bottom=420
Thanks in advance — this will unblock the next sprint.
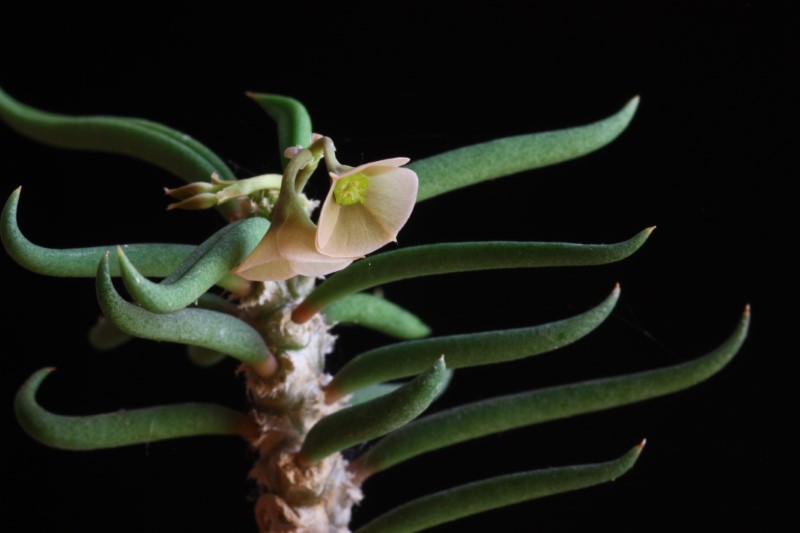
left=636, top=438, right=647, bottom=451
left=743, top=303, right=751, bottom=316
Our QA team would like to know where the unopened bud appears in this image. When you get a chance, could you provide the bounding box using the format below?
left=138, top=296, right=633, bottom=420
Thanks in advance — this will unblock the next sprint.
left=166, top=192, right=219, bottom=211
left=164, top=181, right=218, bottom=200
left=283, top=145, right=304, bottom=159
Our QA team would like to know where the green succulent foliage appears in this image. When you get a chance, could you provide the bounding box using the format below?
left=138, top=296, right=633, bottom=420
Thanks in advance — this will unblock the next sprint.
left=16, top=368, right=251, bottom=450
left=325, top=292, right=432, bottom=340
left=247, top=92, right=313, bottom=167
left=116, top=217, right=268, bottom=313
left=348, top=369, right=454, bottom=408
left=0, top=88, right=748, bottom=532
left=292, top=229, right=652, bottom=322
left=356, top=443, right=644, bottom=533
left=355, top=309, right=749, bottom=477
left=410, top=96, right=639, bottom=201
left=0, top=87, right=239, bottom=220
left=96, top=253, right=270, bottom=366
left=300, top=358, right=448, bottom=463
left=329, top=286, right=620, bottom=396
left=1, top=188, right=249, bottom=294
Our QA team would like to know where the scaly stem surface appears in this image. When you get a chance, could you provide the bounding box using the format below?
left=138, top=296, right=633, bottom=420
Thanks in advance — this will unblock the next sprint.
left=239, top=280, right=362, bottom=532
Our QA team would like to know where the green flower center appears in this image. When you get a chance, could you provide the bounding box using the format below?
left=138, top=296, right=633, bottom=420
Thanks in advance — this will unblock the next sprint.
left=333, top=172, right=370, bottom=206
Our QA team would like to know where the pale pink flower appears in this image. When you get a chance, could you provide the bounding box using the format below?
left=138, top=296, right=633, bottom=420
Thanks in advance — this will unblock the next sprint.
left=235, top=150, right=357, bottom=281
left=316, top=158, right=418, bottom=257
left=235, top=201, right=355, bottom=281
left=235, top=142, right=418, bottom=282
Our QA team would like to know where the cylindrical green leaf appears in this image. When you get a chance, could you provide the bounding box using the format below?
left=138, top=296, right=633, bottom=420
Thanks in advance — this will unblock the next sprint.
left=187, top=345, right=228, bottom=368
left=324, top=293, right=431, bottom=339
left=349, top=383, right=404, bottom=407
left=293, top=230, right=651, bottom=323
left=2, top=187, right=194, bottom=277
left=117, top=217, right=268, bottom=313
left=129, top=118, right=234, bottom=179
left=355, top=443, right=643, bottom=533
left=329, top=287, right=619, bottom=397
left=88, top=317, right=132, bottom=351
left=0, top=87, right=238, bottom=218
left=411, top=96, right=639, bottom=202
left=96, top=253, right=273, bottom=371
left=16, top=368, right=252, bottom=450
left=356, top=308, right=748, bottom=476
left=300, top=358, right=447, bottom=463
left=193, top=292, right=239, bottom=315
left=247, top=92, right=313, bottom=167
left=349, top=370, right=454, bottom=407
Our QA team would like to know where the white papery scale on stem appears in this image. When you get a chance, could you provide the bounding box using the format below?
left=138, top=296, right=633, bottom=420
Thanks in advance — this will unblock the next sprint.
left=240, top=278, right=363, bottom=532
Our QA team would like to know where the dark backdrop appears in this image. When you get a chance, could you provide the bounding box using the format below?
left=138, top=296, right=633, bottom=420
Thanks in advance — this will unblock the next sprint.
left=1, top=2, right=784, bottom=531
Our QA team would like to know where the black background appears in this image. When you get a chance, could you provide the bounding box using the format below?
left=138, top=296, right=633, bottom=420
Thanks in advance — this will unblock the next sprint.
left=1, top=2, right=785, bottom=531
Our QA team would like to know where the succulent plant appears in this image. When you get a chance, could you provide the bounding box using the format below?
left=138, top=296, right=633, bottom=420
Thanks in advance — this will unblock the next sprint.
left=1, top=86, right=747, bottom=532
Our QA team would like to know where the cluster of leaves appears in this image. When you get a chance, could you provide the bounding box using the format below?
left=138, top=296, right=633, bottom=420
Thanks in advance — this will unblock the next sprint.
left=0, top=87, right=747, bottom=531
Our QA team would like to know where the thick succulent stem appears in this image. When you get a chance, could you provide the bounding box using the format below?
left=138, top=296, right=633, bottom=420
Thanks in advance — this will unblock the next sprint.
left=239, top=281, right=362, bottom=532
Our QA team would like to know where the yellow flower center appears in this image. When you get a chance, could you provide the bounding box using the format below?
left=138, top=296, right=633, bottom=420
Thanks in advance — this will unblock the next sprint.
left=333, top=172, right=370, bottom=206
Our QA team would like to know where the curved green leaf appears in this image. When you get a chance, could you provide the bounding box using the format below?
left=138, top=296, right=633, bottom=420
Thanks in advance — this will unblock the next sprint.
left=354, top=308, right=748, bottom=477
left=411, top=97, right=639, bottom=202
left=293, top=229, right=651, bottom=323
left=118, top=217, right=268, bottom=313
left=325, top=293, right=431, bottom=339
left=349, top=383, right=404, bottom=407
left=187, top=345, right=227, bottom=367
left=2, top=187, right=194, bottom=277
left=300, top=358, right=447, bottom=463
left=0, top=87, right=239, bottom=218
left=193, top=292, right=239, bottom=315
left=129, top=118, right=234, bottom=179
left=350, top=370, right=454, bottom=407
left=96, top=253, right=275, bottom=375
left=16, top=368, right=253, bottom=450
left=88, top=317, right=132, bottom=351
left=355, top=443, right=643, bottom=533
left=247, top=92, right=313, bottom=167
left=329, top=286, right=619, bottom=399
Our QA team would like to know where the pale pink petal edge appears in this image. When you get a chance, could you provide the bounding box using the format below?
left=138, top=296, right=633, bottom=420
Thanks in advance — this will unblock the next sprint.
left=332, top=157, right=411, bottom=179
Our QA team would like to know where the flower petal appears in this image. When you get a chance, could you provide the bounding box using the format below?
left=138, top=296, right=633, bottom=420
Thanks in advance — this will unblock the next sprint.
left=289, top=257, right=354, bottom=277
left=236, top=228, right=280, bottom=273
left=317, top=203, right=391, bottom=257
left=238, top=258, right=299, bottom=281
left=332, top=157, right=410, bottom=179
left=235, top=230, right=299, bottom=281
left=361, top=167, right=418, bottom=238
left=315, top=187, right=342, bottom=252
left=275, top=207, right=332, bottom=262
left=317, top=167, right=418, bottom=257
